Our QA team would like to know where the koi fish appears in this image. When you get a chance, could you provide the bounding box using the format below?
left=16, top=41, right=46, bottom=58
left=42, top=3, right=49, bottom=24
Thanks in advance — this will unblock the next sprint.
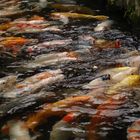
left=116, top=55, right=140, bottom=67
left=99, top=67, right=139, bottom=83
left=25, top=95, right=91, bottom=130
left=2, top=120, right=31, bottom=140
left=0, top=75, right=17, bottom=92
left=0, top=37, right=38, bottom=55
left=0, top=91, right=56, bottom=119
left=107, top=75, right=140, bottom=95
left=87, top=93, right=128, bottom=140
left=83, top=67, right=138, bottom=89
left=51, top=12, right=109, bottom=21
left=50, top=112, right=80, bottom=140
left=3, top=69, right=64, bottom=98
left=127, top=119, right=140, bottom=140
left=93, top=39, right=121, bottom=50
left=94, top=20, right=114, bottom=31
left=83, top=74, right=111, bottom=89
left=24, top=51, right=78, bottom=69
left=49, top=3, right=95, bottom=15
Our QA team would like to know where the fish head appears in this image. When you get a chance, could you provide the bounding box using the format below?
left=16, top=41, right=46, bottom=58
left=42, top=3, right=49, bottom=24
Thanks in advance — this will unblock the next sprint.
left=83, top=74, right=111, bottom=89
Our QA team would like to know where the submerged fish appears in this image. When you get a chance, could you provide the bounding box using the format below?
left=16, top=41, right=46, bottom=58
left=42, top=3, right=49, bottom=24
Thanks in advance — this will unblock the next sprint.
left=51, top=12, right=109, bottom=21
left=49, top=3, right=95, bottom=15
left=83, top=67, right=138, bottom=89
left=0, top=37, right=38, bottom=55
left=2, top=120, right=31, bottom=140
left=0, top=91, right=56, bottom=119
left=127, top=119, right=140, bottom=140
left=25, top=95, right=91, bottom=130
left=116, top=55, right=140, bottom=67
left=107, top=75, right=140, bottom=95
left=87, top=93, right=128, bottom=140
left=7, top=23, right=50, bottom=34
left=24, top=48, right=92, bottom=69
left=83, top=74, right=111, bottom=89
left=93, top=39, right=121, bottom=50
left=94, top=20, right=114, bottom=31
left=0, top=75, right=17, bottom=92
left=3, top=69, right=64, bottom=98
left=0, top=0, right=47, bottom=18
left=99, top=67, right=139, bottom=83
left=50, top=112, right=80, bottom=140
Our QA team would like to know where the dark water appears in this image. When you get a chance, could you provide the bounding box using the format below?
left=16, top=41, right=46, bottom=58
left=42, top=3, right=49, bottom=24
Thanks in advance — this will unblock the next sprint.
left=0, top=0, right=140, bottom=140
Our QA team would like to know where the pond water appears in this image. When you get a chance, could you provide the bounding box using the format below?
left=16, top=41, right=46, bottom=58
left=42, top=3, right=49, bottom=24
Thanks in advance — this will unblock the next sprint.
left=0, top=0, right=140, bottom=140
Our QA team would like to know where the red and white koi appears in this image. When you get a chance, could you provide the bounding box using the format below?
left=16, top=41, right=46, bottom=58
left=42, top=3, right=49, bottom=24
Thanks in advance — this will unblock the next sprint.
left=50, top=112, right=80, bottom=140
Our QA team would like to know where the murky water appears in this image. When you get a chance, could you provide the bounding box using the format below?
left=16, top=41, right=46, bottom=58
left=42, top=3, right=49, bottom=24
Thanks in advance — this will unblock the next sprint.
left=0, top=0, right=140, bottom=140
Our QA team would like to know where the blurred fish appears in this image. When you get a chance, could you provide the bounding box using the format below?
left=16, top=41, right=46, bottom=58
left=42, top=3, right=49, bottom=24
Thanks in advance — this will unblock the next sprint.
left=51, top=12, right=109, bottom=23
left=0, top=91, right=56, bottom=119
left=116, top=55, right=140, bottom=67
left=3, top=69, right=64, bottom=98
left=107, top=75, right=140, bottom=95
left=2, top=120, right=31, bottom=140
left=99, top=67, right=139, bottom=83
left=83, top=67, right=138, bottom=89
left=127, top=119, right=140, bottom=140
left=24, top=51, right=78, bottom=69
left=83, top=74, right=111, bottom=89
left=50, top=112, right=80, bottom=140
left=94, top=20, right=114, bottom=32
left=93, top=38, right=121, bottom=50
left=49, top=3, right=95, bottom=15
left=0, top=37, right=38, bottom=55
left=0, top=75, right=17, bottom=92
left=87, top=93, right=128, bottom=140
left=25, top=95, right=91, bottom=130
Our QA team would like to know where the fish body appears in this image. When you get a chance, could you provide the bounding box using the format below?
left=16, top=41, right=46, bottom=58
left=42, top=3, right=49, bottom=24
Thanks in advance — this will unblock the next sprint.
left=93, top=39, right=121, bottom=50
left=3, top=70, right=64, bottom=98
left=6, top=120, right=31, bottom=140
left=94, top=20, right=114, bottom=31
left=0, top=91, right=55, bottom=119
left=49, top=3, right=95, bottom=15
left=0, top=37, right=37, bottom=55
left=25, top=95, right=91, bottom=130
left=50, top=112, right=79, bottom=140
left=99, top=67, right=139, bottom=83
left=116, top=55, right=140, bottom=67
left=87, top=93, right=128, bottom=140
left=51, top=12, right=109, bottom=21
left=127, top=119, right=140, bottom=140
left=83, top=67, right=138, bottom=89
left=83, top=74, right=111, bottom=89
left=107, top=75, right=140, bottom=95
left=0, top=75, right=17, bottom=92
left=24, top=51, right=78, bottom=69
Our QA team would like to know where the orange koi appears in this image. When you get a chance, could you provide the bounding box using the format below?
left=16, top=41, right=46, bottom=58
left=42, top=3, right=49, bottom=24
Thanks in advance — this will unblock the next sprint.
left=0, top=37, right=36, bottom=55
left=25, top=96, right=91, bottom=130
